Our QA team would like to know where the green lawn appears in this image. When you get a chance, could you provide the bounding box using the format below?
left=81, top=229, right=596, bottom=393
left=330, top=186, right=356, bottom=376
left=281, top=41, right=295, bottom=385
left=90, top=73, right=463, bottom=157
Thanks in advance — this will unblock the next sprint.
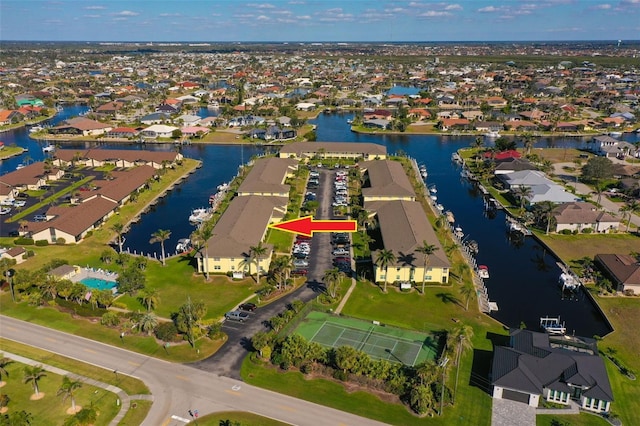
left=196, top=410, right=291, bottom=426
left=114, top=255, right=258, bottom=320
left=536, top=412, right=610, bottom=426
left=117, top=400, right=153, bottom=426
left=0, top=359, right=120, bottom=426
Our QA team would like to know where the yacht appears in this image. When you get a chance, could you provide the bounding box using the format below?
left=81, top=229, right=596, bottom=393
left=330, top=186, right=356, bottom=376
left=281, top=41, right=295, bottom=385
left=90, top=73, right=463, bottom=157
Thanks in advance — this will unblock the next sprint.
left=540, top=316, right=566, bottom=335
left=559, top=272, right=581, bottom=291
left=484, top=130, right=500, bottom=138
left=29, top=125, right=44, bottom=133
left=42, top=144, right=55, bottom=153
left=188, top=207, right=210, bottom=223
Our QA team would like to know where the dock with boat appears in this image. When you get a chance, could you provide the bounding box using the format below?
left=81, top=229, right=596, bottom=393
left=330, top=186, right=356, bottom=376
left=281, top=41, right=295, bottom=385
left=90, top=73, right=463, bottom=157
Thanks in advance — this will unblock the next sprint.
left=540, top=316, right=567, bottom=335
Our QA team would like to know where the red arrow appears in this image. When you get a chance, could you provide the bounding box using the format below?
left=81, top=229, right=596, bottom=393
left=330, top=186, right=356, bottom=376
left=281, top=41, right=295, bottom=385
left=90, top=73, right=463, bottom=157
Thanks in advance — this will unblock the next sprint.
left=269, top=216, right=357, bottom=237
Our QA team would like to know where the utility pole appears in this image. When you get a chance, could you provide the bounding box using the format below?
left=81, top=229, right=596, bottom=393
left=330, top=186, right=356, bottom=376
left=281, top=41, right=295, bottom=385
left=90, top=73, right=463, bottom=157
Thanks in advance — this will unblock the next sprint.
left=439, top=356, right=449, bottom=416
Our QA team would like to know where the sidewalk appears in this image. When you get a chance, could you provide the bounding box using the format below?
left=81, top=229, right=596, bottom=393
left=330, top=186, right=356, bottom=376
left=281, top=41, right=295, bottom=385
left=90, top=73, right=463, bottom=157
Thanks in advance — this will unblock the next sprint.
left=2, top=351, right=147, bottom=425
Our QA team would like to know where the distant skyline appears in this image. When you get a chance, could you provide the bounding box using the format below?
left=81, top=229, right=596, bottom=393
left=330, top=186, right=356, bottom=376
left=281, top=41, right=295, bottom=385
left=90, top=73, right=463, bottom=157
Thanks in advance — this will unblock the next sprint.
left=2, top=0, right=639, bottom=43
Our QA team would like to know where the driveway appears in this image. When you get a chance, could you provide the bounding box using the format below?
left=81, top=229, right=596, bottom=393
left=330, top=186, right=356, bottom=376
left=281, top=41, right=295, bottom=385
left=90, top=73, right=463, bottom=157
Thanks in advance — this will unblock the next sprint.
left=491, top=399, right=536, bottom=426
left=191, top=167, right=337, bottom=378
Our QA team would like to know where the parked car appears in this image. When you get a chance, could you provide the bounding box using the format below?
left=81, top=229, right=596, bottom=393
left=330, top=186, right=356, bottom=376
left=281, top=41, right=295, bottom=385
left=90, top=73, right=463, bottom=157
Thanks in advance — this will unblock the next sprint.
left=0, top=199, right=14, bottom=206
left=293, top=259, right=309, bottom=268
left=33, top=214, right=47, bottom=221
left=225, top=310, right=250, bottom=322
left=8, top=230, right=20, bottom=237
left=0, top=207, right=12, bottom=215
left=292, top=269, right=308, bottom=276
left=332, top=247, right=350, bottom=256
left=239, top=303, right=257, bottom=312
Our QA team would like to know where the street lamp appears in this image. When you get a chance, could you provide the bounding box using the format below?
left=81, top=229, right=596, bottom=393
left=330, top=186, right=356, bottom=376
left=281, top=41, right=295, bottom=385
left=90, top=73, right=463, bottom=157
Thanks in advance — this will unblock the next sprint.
left=4, top=268, right=15, bottom=302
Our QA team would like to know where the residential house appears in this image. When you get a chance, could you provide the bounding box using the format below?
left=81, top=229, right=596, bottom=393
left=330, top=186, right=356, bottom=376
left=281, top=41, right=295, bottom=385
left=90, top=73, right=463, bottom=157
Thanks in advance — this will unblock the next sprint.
left=106, top=127, right=139, bottom=139
left=360, top=160, right=416, bottom=202
left=0, top=162, right=64, bottom=192
left=367, top=200, right=450, bottom=284
left=592, top=135, right=636, bottom=159
left=52, top=149, right=182, bottom=170
left=492, top=329, right=613, bottom=413
left=595, top=254, right=640, bottom=294
left=140, top=112, right=171, bottom=125
left=278, top=141, right=387, bottom=161
left=237, top=157, right=298, bottom=197
left=49, top=117, right=112, bottom=137
left=0, top=247, right=27, bottom=265
left=438, top=118, right=471, bottom=131
left=363, top=119, right=391, bottom=130
left=552, top=202, right=619, bottom=233
left=494, top=158, right=537, bottom=175
left=140, top=124, right=179, bottom=139
left=0, top=110, right=23, bottom=125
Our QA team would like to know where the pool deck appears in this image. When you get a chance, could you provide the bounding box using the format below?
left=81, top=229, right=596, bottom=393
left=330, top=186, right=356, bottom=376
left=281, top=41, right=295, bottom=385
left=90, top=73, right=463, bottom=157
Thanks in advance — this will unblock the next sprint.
left=71, top=267, right=119, bottom=284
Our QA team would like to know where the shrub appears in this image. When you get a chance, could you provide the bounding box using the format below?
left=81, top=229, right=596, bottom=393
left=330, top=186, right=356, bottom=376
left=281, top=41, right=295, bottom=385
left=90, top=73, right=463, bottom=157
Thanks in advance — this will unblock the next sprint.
left=560, top=229, right=572, bottom=235
left=35, top=239, right=49, bottom=246
left=56, top=237, right=66, bottom=245
left=333, top=370, right=348, bottom=381
left=100, top=312, right=120, bottom=327
left=0, top=393, right=9, bottom=408
left=14, top=237, right=34, bottom=245
left=581, top=228, right=593, bottom=234
left=155, top=322, right=179, bottom=342
left=111, top=302, right=128, bottom=310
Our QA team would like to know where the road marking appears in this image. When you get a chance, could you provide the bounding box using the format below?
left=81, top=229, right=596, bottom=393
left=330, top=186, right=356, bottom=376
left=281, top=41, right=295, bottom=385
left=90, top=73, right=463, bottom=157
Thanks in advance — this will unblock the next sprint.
left=170, top=414, right=191, bottom=423
left=45, top=337, right=57, bottom=343
left=84, top=348, right=97, bottom=354
left=232, top=384, right=241, bottom=391
left=225, top=390, right=242, bottom=397
left=6, top=326, right=17, bottom=332
left=277, top=404, right=297, bottom=413
left=175, top=375, right=190, bottom=382
left=128, top=361, right=141, bottom=366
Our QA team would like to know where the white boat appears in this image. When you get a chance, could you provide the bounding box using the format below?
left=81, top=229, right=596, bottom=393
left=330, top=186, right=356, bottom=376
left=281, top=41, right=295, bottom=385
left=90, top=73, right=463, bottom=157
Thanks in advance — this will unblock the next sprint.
left=217, top=182, right=229, bottom=191
left=207, top=101, right=220, bottom=109
left=430, top=186, right=437, bottom=194
left=540, top=316, right=566, bottom=335
left=346, top=119, right=353, bottom=124
left=176, top=238, right=191, bottom=253
left=15, top=164, right=25, bottom=170
left=430, top=194, right=438, bottom=201
left=445, top=211, right=455, bottom=223
left=507, top=220, right=523, bottom=233
left=188, top=207, right=210, bottom=223
left=419, top=165, right=427, bottom=178
left=608, top=131, right=622, bottom=138
left=29, top=125, right=44, bottom=133
left=485, top=130, right=500, bottom=138
left=559, top=272, right=581, bottom=291
left=42, top=144, right=55, bottom=153
left=477, top=265, right=489, bottom=279
left=435, top=203, right=444, bottom=211
left=451, top=152, right=462, bottom=164
left=454, top=227, right=464, bottom=239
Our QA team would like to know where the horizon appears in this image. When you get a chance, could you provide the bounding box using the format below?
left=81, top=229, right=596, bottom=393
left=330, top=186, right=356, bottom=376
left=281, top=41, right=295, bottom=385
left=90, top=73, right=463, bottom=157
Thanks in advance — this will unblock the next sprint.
left=2, top=0, right=639, bottom=43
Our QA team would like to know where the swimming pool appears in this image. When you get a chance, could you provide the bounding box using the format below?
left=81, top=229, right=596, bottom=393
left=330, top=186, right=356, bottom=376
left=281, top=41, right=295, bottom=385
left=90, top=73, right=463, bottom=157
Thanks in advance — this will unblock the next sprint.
left=80, top=277, right=118, bottom=291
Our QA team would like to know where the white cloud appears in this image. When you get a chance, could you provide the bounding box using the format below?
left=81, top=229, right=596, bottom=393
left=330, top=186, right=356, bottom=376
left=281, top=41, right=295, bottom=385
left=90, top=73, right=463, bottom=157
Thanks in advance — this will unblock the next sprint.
left=256, top=15, right=270, bottom=20
left=248, top=3, right=276, bottom=8
left=114, top=10, right=139, bottom=16
left=445, top=4, right=463, bottom=11
left=159, top=13, right=182, bottom=17
left=84, top=5, right=106, bottom=10
left=478, top=6, right=503, bottom=13
left=83, top=14, right=101, bottom=18
left=315, top=8, right=354, bottom=22
left=419, top=10, right=452, bottom=17
left=591, top=3, right=612, bottom=9
left=297, top=15, right=311, bottom=20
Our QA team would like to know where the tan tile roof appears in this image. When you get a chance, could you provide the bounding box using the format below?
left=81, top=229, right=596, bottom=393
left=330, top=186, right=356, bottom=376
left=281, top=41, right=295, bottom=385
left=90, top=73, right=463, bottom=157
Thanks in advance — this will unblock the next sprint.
left=29, top=197, right=118, bottom=238
left=360, top=160, right=416, bottom=200
left=237, top=157, right=297, bottom=195
left=54, top=149, right=180, bottom=166
left=279, top=141, right=387, bottom=158
left=367, top=200, right=450, bottom=268
left=553, top=202, right=617, bottom=225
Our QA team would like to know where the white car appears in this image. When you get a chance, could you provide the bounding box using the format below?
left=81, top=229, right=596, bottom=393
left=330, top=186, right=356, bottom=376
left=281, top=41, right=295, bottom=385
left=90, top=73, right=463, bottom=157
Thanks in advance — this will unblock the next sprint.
left=13, top=200, right=26, bottom=207
left=0, top=199, right=13, bottom=206
left=332, top=248, right=349, bottom=256
left=0, top=207, right=11, bottom=215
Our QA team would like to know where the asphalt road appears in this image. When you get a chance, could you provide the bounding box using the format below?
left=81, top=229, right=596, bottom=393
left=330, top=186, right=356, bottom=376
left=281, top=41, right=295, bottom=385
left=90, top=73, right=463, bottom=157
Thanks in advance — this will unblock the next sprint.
left=0, top=315, right=388, bottom=426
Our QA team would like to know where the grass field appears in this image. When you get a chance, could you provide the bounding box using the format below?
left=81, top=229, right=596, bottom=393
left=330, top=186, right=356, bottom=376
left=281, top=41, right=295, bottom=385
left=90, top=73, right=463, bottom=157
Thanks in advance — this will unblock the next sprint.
left=0, top=358, right=119, bottom=425
left=536, top=412, right=610, bottom=426
left=295, top=311, right=437, bottom=366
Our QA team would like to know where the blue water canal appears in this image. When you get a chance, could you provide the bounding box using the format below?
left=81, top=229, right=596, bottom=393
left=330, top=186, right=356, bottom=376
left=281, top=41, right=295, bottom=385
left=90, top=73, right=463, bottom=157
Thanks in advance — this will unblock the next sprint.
left=4, top=106, right=639, bottom=337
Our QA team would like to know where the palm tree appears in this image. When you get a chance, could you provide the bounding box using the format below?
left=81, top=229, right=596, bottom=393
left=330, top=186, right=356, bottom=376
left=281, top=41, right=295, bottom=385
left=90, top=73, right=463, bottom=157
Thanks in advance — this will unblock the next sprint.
left=191, top=222, right=214, bottom=281
left=138, top=312, right=158, bottom=335
left=323, top=267, right=344, bottom=299
left=515, top=185, right=532, bottom=213
left=249, top=241, right=268, bottom=285
left=138, top=288, right=160, bottom=311
left=537, top=201, right=556, bottom=235
left=149, top=229, right=171, bottom=266
left=57, top=376, right=82, bottom=413
left=375, top=249, right=396, bottom=292
left=522, top=132, right=535, bottom=156
left=451, top=324, right=474, bottom=405
left=459, top=282, right=475, bottom=311
left=23, top=365, right=47, bottom=398
left=111, top=222, right=125, bottom=253
left=0, top=356, right=13, bottom=386
left=416, top=241, right=438, bottom=293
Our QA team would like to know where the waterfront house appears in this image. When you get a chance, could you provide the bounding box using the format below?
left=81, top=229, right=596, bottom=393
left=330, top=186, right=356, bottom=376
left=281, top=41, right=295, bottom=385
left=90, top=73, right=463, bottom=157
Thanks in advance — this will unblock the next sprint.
left=50, top=117, right=112, bottom=137
left=279, top=141, right=387, bottom=161
left=106, top=127, right=139, bottom=139
left=595, top=253, right=640, bottom=294
left=140, top=124, right=179, bottom=139
left=552, top=202, right=619, bottom=233
left=0, top=109, right=23, bottom=125
left=368, top=200, right=450, bottom=284
left=592, top=135, right=636, bottom=159
left=438, top=118, right=470, bottom=131
left=493, top=158, right=537, bottom=175
left=140, top=112, right=171, bottom=125
left=360, top=160, right=416, bottom=202
left=491, top=328, right=613, bottom=413
left=237, top=157, right=297, bottom=198
left=52, top=149, right=182, bottom=170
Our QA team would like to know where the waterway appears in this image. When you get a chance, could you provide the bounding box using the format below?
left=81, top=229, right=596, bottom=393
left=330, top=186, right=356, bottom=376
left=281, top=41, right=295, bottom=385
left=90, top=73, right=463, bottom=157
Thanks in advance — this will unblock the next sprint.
left=4, top=106, right=639, bottom=337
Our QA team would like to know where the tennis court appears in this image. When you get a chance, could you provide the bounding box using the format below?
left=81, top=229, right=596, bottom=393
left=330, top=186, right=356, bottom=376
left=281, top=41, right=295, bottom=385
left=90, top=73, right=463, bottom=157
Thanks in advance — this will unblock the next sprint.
left=295, top=311, right=438, bottom=366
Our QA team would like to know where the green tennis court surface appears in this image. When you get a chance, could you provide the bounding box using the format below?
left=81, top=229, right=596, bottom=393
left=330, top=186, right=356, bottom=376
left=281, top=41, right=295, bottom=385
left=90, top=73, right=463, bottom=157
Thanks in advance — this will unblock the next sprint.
left=295, top=311, right=438, bottom=366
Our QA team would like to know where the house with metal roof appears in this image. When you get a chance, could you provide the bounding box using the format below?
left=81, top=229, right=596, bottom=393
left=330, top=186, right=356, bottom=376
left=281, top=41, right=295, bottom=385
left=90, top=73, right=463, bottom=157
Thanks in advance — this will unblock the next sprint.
left=492, top=329, right=613, bottom=413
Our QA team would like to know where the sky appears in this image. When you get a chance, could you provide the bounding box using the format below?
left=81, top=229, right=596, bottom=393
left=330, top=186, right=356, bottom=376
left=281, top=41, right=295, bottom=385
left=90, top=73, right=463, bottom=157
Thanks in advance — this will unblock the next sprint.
left=1, top=0, right=640, bottom=42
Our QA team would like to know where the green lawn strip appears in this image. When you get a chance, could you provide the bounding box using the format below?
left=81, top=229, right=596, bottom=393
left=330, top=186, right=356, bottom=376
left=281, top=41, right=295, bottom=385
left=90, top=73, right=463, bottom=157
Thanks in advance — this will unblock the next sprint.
left=266, top=228, right=294, bottom=254
left=536, top=412, right=610, bottom=426
left=0, top=337, right=149, bottom=395
left=0, top=294, right=226, bottom=363
left=195, top=410, right=291, bottom=426
left=0, top=146, right=26, bottom=159
left=0, top=358, right=120, bottom=426
left=117, top=399, right=153, bottom=426
left=538, top=233, right=640, bottom=270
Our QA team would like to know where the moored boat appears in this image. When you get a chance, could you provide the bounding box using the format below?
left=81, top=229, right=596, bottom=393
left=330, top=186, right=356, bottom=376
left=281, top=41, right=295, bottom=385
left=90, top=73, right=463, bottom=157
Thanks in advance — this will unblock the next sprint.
left=477, top=265, right=489, bottom=279
left=189, top=207, right=210, bottom=223
left=42, top=144, right=55, bottom=153
left=435, top=203, right=444, bottom=211
left=484, top=130, right=500, bottom=138
left=445, top=210, right=455, bottom=223
left=176, top=238, right=191, bottom=253
left=559, top=272, right=581, bottom=291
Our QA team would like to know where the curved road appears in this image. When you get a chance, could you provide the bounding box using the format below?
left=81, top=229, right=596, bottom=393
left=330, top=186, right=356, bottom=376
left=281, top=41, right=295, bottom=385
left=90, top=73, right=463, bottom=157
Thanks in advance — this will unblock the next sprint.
left=0, top=315, right=387, bottom=426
